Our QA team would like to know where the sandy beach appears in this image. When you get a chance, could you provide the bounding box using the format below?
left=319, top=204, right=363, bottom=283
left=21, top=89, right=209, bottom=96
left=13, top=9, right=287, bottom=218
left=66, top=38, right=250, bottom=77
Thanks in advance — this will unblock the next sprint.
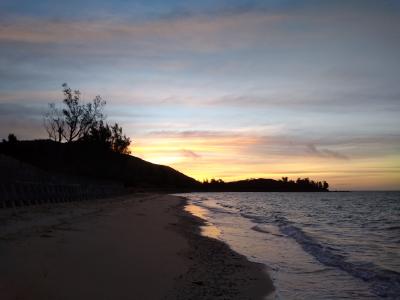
left=0, top=194, right=273, bottom=300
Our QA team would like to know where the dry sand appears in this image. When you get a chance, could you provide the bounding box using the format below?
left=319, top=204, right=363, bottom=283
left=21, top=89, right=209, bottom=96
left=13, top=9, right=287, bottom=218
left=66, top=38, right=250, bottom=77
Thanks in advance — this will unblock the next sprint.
left=0, top=194, right=274, bottom=299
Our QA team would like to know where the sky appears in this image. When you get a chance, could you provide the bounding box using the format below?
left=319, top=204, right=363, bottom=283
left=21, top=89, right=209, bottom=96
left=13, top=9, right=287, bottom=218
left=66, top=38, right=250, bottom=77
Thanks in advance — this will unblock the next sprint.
left=0, top=0, right=399, bottom=190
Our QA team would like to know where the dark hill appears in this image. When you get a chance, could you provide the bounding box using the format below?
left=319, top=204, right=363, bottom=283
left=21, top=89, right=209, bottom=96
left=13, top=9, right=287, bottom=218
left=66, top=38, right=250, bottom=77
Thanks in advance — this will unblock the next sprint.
left=0, top=140, right=329, bottom=193
left=0, top=140, right=199, bottom=191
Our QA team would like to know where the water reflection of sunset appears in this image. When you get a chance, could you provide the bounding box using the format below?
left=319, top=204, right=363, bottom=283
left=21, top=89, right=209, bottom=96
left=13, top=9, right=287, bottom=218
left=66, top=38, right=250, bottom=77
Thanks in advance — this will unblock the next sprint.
left=185, top=204, right=221, bottom=239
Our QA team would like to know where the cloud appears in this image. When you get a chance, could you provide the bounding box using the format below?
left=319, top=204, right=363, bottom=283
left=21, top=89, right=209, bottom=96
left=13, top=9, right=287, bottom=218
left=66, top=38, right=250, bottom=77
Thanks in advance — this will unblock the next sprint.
left=306, top=144, right=349, bottom=160
left=0, top=12, right=287, bottom=52
left=146, top=130, right=264, bottom=149
left=209, top=86, right=400, bottom=112
left=140, top=132, right=396, bottom=182
left=0, top=102, right=46, bottom=139
left=146, top=130, right=400, bottom=155
left=148, top=130, right=236, bottom=138
left=180, top=149, right=201, bottom=159
left=1, top=1, right=399, bottom=190
left=0, top=102, right=46, bottom=116
left=0, top=90, right=59, bottom=103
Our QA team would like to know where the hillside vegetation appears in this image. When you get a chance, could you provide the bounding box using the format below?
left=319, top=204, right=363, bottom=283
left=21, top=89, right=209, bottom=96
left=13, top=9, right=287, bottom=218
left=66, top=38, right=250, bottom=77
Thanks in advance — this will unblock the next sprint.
left=0, top=139, right=199, bottom=191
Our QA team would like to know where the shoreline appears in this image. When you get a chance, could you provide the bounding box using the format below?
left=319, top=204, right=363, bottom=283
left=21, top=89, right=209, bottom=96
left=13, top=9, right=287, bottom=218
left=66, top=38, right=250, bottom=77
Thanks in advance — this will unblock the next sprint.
left=168, top=196, right=274, bottom=299
left=0, top=193, right=274, bottom=299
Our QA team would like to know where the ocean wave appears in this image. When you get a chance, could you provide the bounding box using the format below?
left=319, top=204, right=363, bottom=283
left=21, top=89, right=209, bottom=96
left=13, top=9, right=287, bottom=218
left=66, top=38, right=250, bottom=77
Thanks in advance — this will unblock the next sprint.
left=279, top=223, right=400, bottom=298
left=251, top=225, right=284, bottom=237
left=190, top=199, right=236, bottom=216
left=242, top=211, right=400, bottom=298
left=181, top=192, right=400, bottom=299
left=240, top=213, right=267, bottom=223
left=384, top=225, right=400, bottom=231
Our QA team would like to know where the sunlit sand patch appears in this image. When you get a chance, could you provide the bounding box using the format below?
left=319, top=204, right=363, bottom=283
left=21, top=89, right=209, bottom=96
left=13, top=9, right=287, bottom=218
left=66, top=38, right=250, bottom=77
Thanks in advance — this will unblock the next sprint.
left=184, top=204, right=221, bottom=239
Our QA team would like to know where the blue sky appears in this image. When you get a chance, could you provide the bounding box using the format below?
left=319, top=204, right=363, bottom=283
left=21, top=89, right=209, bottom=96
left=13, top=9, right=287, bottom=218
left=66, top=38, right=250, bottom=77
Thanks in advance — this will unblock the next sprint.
left=0, top=0, right=399, bottom=189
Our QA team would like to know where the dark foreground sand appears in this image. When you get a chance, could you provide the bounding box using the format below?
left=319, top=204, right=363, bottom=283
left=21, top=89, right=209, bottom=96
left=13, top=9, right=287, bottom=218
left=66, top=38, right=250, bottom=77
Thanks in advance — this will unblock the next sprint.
left=0, top=194, right=273, bottom=299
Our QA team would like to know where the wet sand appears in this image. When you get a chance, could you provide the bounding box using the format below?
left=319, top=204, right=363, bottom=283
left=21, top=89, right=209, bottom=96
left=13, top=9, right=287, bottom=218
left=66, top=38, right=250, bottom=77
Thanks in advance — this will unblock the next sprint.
left=0, top=194, right=274, bottom=299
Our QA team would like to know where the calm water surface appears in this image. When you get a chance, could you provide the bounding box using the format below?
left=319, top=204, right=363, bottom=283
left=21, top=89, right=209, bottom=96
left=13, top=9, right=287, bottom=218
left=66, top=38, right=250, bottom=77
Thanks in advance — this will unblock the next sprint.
left=178, top=192, right=400, bottom=299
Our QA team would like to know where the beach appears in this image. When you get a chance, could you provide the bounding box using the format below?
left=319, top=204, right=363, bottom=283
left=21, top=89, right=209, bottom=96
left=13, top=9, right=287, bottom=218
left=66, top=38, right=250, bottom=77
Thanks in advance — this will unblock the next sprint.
left=0, top=193, right=273, bottom=300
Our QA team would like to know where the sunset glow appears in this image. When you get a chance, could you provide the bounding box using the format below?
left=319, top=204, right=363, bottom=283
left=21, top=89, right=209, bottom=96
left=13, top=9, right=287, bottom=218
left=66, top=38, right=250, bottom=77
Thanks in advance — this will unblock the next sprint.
left=1, top=0, right=399, bottom=190
left=133, top=131, right=400, bottom=190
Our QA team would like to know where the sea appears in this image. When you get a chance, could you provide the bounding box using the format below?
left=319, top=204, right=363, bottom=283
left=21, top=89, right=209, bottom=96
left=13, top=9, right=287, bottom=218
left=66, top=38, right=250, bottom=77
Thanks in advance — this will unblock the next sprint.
left=177, top=192, right=400, bottom=299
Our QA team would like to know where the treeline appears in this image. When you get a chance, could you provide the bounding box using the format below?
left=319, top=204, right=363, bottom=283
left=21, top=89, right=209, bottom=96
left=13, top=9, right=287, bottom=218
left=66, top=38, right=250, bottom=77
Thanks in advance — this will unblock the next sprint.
left=200, top=177, right=329, bottom=192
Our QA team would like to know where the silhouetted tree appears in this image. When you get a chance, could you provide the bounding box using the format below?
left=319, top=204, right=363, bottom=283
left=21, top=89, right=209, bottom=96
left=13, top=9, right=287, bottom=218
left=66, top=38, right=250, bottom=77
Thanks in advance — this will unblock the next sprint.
left=43, top=84, right=132, bottom=154
left=7, top=133, right=17, bottom=143
left=61, top=83, right=106, bottom=142
left=44, top=83, right=106, bottom=143
left=2, top=133, right=18, bottom=144
left=44, top=103, right=65, bottom=142
left=83, top=121, right=131, bottom=154
left=110, top=123, right=131, bottom=154
left=83, top=121, right=112, bottom=149
left=323, top=181, right=329, bottom=190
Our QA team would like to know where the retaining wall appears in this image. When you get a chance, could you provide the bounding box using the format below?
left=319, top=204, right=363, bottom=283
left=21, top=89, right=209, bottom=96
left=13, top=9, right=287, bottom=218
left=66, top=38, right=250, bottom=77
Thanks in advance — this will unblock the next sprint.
left=0, top=182, right=126, bottom=210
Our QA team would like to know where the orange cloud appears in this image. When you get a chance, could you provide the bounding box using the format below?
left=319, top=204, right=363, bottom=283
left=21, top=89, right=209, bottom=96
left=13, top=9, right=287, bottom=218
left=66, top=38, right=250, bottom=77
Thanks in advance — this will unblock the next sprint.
left=0, top=12, right=287, bottom=52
